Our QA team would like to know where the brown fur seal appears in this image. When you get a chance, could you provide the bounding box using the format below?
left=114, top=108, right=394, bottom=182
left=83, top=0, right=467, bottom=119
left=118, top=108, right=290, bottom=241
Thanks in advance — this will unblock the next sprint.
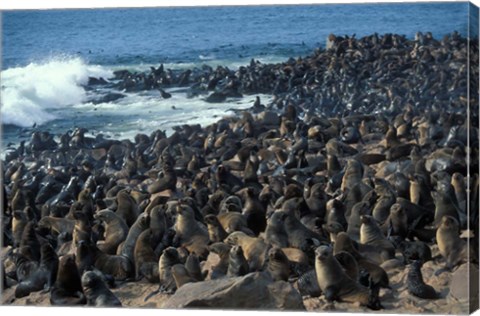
left=14, top=243, right=59, bottom=298
left=359, top=215, right=395, bottom=262
left=227, top=245, right=250, bottom=277
left=341, top=159, right=364, bottom=192
left=72, top=211, right=92, bottom=246
left=266, top=247, right=290, bottom=281
left=81, top=270, right=122, bottom=306
left=205, top=214, right=228, bottom=243
left=334, top=232, right=390, bottom=290
left=147, top=161, right=177, bottom=194
left=118, top=211, right=150, bottom=262
left=432, top=180, right=461, bottom=227
left=37, top=216, right=75, bottom=237
left=224, top=231, right=269, bottom=271
left=115, top=189, right=140, bottom=227
left=334, top=251, right=359, bottom=282
left=134, top=229, right=159, bottom=283
left=94, top=209, right=129, bottom=254
left=217, top=211, right=253, bottom=235
left=185, top=253, right=206, bottom=281
left=173, top=203, right=209, bottom=258
left=91, top=243, right=134, bottom=281
left=315, top=246, right=381, bottom=310
left=50, top=254, right=86, bottom=305
left=436, top=215, right=470, bottom=272
left=158, top=247, right=181, bottom=293
left=207, top=242, right=231, bottom=279
left=382, top=203, right=409, bottom=239
left=171, top=264, right=196, bottom=289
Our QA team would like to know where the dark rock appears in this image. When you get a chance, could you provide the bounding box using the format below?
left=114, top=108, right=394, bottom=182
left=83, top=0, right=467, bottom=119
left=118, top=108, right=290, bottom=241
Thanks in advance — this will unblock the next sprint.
left=91, top=93, right=126, bottom=104
left=205, top=92, right=227, bottom=103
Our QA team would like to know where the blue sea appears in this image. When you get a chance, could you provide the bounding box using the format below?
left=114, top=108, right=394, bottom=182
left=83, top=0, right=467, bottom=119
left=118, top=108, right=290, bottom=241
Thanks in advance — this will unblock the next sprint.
left=1, top=2, right=477, bottom=145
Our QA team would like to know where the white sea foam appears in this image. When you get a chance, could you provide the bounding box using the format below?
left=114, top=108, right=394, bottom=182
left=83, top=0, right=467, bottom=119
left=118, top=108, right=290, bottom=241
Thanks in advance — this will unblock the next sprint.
left=1, top=57, right=112, bottom=127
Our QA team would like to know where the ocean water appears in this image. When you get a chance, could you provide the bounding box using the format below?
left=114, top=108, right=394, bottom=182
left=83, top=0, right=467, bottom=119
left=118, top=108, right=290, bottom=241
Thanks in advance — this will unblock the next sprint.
left=0, top=2, right=474, bottom=145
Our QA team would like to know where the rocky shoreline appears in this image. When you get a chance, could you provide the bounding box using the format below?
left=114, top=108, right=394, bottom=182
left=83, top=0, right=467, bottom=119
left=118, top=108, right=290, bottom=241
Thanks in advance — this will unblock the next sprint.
left=1, top=32, right=479, bottom=313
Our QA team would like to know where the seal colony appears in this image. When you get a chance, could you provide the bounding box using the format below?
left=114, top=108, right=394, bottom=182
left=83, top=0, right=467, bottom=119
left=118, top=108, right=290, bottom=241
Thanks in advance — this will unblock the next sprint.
left=1, top=32, right=479, bottom=313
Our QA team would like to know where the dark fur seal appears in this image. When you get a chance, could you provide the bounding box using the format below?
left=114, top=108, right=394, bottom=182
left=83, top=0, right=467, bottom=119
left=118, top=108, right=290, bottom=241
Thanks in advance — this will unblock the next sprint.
left=50, top=254, right=86, bottom=306
left=266, top=247, right=290, bottom=281
left=315, top=246, right=382, bottom=310
left=407, top=260, right=439, bottom=299
left=15, top=243, right=59, bottom=298
left=227, top=245, right=249, bottom=277
left=134, top=229, right=159, bottom=283
left=81, top=270, right=122, bottom=307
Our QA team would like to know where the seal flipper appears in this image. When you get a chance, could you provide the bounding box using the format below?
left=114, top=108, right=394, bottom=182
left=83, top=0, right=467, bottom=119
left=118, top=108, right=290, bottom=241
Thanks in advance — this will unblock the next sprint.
left=323, top=285, right=339, bottom=302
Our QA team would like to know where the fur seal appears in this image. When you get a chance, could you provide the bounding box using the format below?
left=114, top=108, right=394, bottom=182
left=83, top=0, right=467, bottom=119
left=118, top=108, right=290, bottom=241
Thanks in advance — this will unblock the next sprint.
left=264, top=211, right=289, bottom=248
left=115, top=189, right=140, bottom=227
left=134, top=229, right=159, bottom=283
left=94, top=209, right=129, bottom=255
left=185, top=252, right=205, bottom=281
left=315, top=246, right=381, bottom=310
left=14, top=243, right=59, bottom=298
left=158, top=247, right=181, bottom=294
left=266, top=247, right=290, bottom=281
left=50, top=254, right=86, bottom=305
left=227, top=245, right=249, bottom=277
left=118, top=212, right=150, bottom=263
left=205, top=214, right=228, bottom=243
left=81, top=270, right=122, bottom=306
left=359, top=215, right=395, bottom=262
left=407, top=260, right=439, bottom=299
left=224, top=231, right=268, bottom=271
left=173, top=203, right=209, bottom=258
left=296, top=269, right=322, bottom=297
left=242, top=187, right=267, bottom=236
left=334, top=232, right=390, bottom=290
left=171, top=264, right=196, bottom=289
left=436, top=215, right=470, bottom=272
left=147, top=161, right=177, bottom=194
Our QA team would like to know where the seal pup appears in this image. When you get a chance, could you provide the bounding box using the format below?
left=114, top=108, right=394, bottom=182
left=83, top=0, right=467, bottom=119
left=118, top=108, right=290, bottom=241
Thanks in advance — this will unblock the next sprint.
left=81, top=270, right=122, bottom=307
left=50, top=254, right=86, bottom=306
left=407, top=260, right=439, bottom=299
left=145, top=246, right=180, bottom=301
left=227, top=245, right=250, bottom=277
left=315, top=246, right=382, bottom=310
